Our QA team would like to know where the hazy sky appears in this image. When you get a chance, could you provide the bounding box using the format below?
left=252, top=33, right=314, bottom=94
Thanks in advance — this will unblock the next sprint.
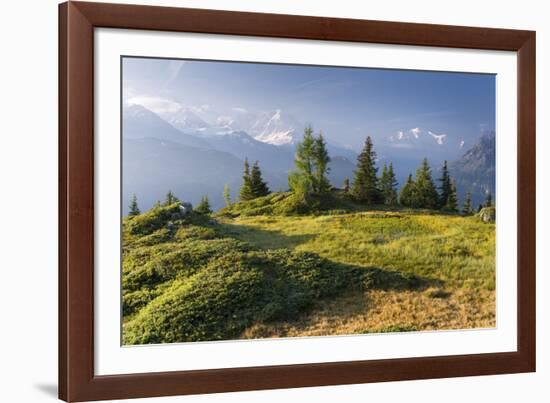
left=123, top=57, right=495, bottom=157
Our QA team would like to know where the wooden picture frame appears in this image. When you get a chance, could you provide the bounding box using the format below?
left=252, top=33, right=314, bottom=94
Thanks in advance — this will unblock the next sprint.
left=59, top=1, right=536, bottom=401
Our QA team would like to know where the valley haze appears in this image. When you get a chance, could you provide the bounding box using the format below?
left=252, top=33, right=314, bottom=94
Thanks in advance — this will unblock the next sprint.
left=122, top=57, right=495, bottom=213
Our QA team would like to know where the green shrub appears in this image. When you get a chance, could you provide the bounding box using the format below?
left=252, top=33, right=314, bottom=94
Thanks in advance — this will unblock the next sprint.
left=123, top=249, right=368, bottom=344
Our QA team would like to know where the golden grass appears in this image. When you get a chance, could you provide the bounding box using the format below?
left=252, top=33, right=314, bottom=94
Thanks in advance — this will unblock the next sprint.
left=241, top=288, right=495, bottom=339
left=220, top=210, right=496, bottom=338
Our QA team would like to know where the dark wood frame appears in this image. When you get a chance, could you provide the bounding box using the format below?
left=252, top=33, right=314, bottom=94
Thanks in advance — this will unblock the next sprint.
left=59, top=1, right=536, bottom=401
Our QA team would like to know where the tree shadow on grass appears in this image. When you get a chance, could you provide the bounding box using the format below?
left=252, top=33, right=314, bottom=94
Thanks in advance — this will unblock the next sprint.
left=217, top=221, right=317, bottom=250
left=217, top=219, right=442, bottom=292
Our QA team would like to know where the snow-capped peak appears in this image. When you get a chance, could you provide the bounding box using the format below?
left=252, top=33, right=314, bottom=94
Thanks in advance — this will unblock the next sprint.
left=428, top=131, right=447, bottom=145
left=253, top=109, right=301, bottom=146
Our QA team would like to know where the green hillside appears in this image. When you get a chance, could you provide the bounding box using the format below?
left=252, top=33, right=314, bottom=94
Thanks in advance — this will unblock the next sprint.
left=122, top=193, right=495, bottom=345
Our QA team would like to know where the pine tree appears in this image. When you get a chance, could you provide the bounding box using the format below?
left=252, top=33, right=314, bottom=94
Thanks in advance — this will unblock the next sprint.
left=249, top=161, right=270, bottom=198
left=239, top=158, right=255, bottom=201
left=290, top=125, right=316, bottom=194
left=379, top=163, right=389, bottom=198
left=153, top=200, right=161, bottom=209
left=443, top=180, right=458, bottom=212
left=223, top=184, right=231, bottom=207
left=380, top=162, right=398, bottom=206
left=163, top=190, right=179, bottom=206
left=343, top=178, right=350, bottom=193
left=484, top=191, right=493, bottom=207
left=477, top=204, right=484, bottom=213
left=312, top=132, right=331, bottom=193
left=351, top=136, right=381, bottom=204
left=194, top=196, right=212, bottom=215
left=438, top=160, right=452, bottom=208
left=414, top=158, right=439, bottom=209
left=128, top=194, right=140, bottom=216
left=399, top=174, right=417, bottom=207
left=462, top=192, right=473, bottom=215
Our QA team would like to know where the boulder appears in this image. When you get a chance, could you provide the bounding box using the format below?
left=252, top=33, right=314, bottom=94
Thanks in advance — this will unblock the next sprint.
left=179, top=202, right=193, bottom=216
left=478, top=206, right=495, bottom=223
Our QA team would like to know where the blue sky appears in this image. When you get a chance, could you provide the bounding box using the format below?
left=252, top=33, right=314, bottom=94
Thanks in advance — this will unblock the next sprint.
left=123, top=57, right=495, bottom=161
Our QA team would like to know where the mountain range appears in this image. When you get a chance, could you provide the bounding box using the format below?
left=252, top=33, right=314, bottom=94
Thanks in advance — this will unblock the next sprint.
left=122, top=104, right=495, bottom=213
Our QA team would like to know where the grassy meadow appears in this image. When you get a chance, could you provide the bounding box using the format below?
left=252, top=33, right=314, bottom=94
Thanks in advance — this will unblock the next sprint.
left=122, top=191, right=495, bottom=345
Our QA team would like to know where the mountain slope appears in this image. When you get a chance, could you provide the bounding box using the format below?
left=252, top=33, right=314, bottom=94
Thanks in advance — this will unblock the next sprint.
left=190, top=130, right=295, bottom=173
left=123, top=104, right=211, bottom=149
left=449, top=131, right=495, bottom=207
left=123, top=138, right=245, bottom=213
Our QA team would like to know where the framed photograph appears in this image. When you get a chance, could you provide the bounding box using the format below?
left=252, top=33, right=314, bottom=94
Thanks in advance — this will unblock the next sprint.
left=59, top=1, right=536, bottom=401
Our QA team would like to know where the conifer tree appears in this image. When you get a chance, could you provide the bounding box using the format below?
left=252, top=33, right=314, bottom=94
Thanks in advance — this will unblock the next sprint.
left=250, top=161, right=270, bottom=198
left=239, top=158, right=254, bottom=201
left=462, top=192, right=473, bottom=215
left=343, top=178, right=350, bottom=193
left=194, top=196, right=212, bottom=215
left=380, top=162, right=398, bottom=206
left=163, top=190, right=179, bottom=206
left=443, top=180, right=458, bottom=212
left=399, top=174, right=417, bottom=207
left=291, top=125, right=316, bottom=194
left=223, top=184, right=231, bottom=207
left=414, top=158, right=439, bottom=209
left=478, top=204, right=484, bottom=213
left=128, top=194, right=140, bottom=216
left=312, top=133, right=331, bottom=193
left=153, top=200, right=161, bottom=209
left=379, top=163, right=389, bottom=197
left=484, top=191, right=493, bottom=207
left=351, top=136, right=381, bottom=204
left=438, top=160, right=452, bottom=208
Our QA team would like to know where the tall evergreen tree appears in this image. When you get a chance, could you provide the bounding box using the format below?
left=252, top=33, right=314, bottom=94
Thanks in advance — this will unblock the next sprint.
left=484, top=191, right=493, bottom=207
left=343, top=178, right=350, bottom=193
left=312, top=133, right=331, bottom=193
left=194, top=196, right=212, bottom=215
left=163, top=190, right=179, bottom=206
left=250, top=161, right=270, bottom=198
left=239, top=158, right=255, bottom=201
left=351, top=136, right=381, bottom=204
left=128, top=194, right=140, bottom=216
left=379, top=163, right=389, bottom=197
left=462, top=192, right=473, bottom=215
left=438, top=160, right=452, bottom=208
left=291, top=125, right=316, bottom=194
left=414, top=158, right=439, bottom=209
left=399, top=174, right=417, bottom=207
left=223, top=184, right=231, bottom=207
left=380, top=162, right=399, bottom=206
left=443, top=180, right=458, bottom=212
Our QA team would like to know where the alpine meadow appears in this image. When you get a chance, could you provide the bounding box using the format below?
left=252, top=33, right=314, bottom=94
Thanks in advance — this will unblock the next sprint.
left=121, top=57, right=496, bottom=345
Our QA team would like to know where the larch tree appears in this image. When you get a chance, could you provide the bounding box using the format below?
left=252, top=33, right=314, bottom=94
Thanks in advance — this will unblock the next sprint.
left=128, top=194, right=140, bottom=217
left=223, top=184, right=231, bottom=207
left=351, top=136, right=381, bottom=204
left=290, top=125, right=316, bottom=194
left=312, top=132, right=331, bottom=193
